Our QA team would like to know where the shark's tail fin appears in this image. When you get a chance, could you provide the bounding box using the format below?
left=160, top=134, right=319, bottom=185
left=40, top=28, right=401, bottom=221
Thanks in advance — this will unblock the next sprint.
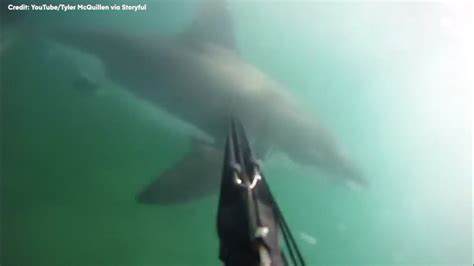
left=0, top=0, right=32, bottom=28
left=0, top=1, right=29, bottom=54
left=1, top=1, right=21, bottom=26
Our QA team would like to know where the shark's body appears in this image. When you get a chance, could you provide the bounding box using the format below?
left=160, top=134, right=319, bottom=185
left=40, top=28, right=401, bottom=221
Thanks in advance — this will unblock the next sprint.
left=24, top=1, right=367, bottom=203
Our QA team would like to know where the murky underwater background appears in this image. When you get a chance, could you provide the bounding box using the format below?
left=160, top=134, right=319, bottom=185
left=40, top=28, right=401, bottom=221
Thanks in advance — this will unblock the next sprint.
left=1, top=1, right=472, bottom=265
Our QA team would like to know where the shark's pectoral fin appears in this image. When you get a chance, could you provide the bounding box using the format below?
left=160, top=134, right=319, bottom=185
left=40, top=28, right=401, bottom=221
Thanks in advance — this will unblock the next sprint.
left=137, top=141, right=223, bottom=205
left=179, top=0, right=237, bottom=52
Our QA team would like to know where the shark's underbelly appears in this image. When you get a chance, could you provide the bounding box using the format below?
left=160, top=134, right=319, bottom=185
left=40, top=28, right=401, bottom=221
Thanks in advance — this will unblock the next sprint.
left=159, top=75, right=244, bottom=141
left=109, top=44, right=276, bottom=144
left=120, top=65, right=244, bottom=141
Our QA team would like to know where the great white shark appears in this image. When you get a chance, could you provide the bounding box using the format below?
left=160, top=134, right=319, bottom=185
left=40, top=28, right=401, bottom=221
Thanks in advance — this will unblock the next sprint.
left=6, top=0, right=368, bottom=204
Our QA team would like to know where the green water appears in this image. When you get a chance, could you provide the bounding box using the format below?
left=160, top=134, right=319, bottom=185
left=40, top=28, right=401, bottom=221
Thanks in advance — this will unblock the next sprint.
left=1, top=1, right=472, bottom=265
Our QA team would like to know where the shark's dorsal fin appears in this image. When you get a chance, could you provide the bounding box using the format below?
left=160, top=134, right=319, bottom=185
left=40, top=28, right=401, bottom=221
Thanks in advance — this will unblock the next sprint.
left=180, top=0, right=237, bottom=52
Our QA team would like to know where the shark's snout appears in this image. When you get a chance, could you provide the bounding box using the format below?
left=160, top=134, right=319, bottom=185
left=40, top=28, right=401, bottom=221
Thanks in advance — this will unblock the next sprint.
left=294, top=143, right=369, bottom=189
left=339, top=163, right=369, bottom=189
left=324, top=149, right=369, bottom=189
